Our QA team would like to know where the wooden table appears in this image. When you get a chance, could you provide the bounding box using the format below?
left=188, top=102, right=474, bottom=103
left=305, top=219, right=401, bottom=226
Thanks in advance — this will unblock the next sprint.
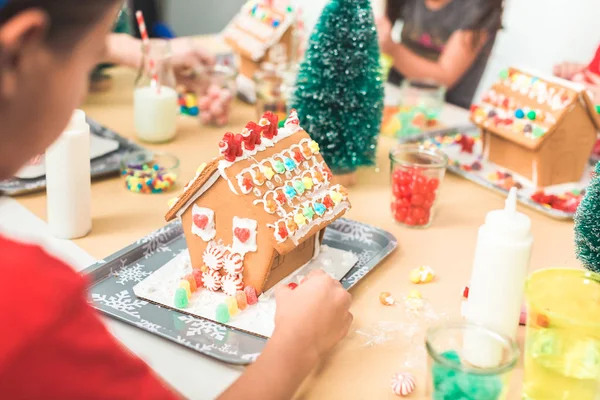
left=17, top=67, right=578, bottom=399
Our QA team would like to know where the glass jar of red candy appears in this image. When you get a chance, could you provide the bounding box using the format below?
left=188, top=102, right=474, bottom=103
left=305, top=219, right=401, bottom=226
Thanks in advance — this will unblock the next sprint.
left=390, top=145, right=448, bottom=228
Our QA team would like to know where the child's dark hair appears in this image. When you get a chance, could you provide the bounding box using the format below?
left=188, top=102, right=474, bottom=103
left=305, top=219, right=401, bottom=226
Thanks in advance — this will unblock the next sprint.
left=385, top=0, right=504, bottom=49
left=0, top=0, right=120, bottom=49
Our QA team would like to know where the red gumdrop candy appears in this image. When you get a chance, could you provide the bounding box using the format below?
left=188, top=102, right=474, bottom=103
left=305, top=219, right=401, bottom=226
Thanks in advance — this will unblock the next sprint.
left=393, top=206, right=408, bottom=223
left=192, top=269, right=204, bottom=288
left=427, top=178, right=440, bottom=192
left=411, top=207, right=426, bottom=221
left=287, top=282, right=298, bottom=290
left=244, top=286, right=258, bottom=305
left=411, top=193, right=425, bottom=206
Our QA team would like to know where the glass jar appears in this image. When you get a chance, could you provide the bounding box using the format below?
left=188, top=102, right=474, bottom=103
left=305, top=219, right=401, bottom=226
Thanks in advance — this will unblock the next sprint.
left=389, top=144, right=448, bottom=228
left=523, top=268, right=600, bottom=400
left=426, top=322, right=519, bottom=400
left=134, top=39, right=178, bottom=143
left=254, top=66, right=297, bottom=123
left=397, top=79, right=446, bottom=139
left=192, top=64, right=237, bottom=127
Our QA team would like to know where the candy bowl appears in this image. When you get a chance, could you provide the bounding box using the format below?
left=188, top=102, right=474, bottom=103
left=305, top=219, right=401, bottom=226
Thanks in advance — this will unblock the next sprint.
left=120, top=150, right=179, bottom=194
left=390, top=144, right=448, bottom=228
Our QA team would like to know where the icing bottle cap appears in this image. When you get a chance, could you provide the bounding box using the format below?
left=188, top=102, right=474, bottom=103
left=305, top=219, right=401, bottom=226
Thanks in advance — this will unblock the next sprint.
left=484, top=187, right=531, bottom=240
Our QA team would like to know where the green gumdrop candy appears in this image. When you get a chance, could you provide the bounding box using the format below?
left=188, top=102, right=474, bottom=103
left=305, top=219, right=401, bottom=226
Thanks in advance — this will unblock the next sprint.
left=499, top=69, right=509, bottom=79
left=216, top=303, right=230, bottom=324
left=441, top=350, right=461, bottom=364
left=174, top=288, right=189, bottom=309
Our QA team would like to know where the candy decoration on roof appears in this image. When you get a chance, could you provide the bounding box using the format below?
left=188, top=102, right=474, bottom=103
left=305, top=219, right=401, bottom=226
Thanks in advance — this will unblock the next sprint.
left=241, top=122, right=263, bottom=151
left=292, top=0, right=383, bottom=177
left=260, top=111, right=279, bottom=139
left=219, top=132, right=244, bottom=162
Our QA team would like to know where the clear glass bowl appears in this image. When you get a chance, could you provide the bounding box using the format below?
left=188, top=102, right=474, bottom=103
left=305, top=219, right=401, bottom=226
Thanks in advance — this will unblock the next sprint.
left=389, top=144, right=448, bottom=228
left=120, top=150, right=180, bottom=194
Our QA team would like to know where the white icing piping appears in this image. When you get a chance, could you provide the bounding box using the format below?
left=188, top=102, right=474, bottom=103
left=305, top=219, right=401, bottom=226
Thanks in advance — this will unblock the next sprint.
left=176, top=171, right=221, bottom=218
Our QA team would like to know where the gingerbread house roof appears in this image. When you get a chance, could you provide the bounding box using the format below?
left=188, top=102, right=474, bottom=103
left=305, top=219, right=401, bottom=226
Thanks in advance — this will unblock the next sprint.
left=222, top=1, right=295, bottom=62
left=470, top=67, right=600, bottom=151
left=165, top=111, right=351, bottom=256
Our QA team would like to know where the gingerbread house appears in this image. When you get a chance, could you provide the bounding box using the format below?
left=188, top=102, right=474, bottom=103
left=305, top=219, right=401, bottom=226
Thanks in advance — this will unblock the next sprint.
left=470, top=67, right=600, bottom=187
left=223, top=1, right=295, bottom=102
left=165, top=110, right=350, bottom=296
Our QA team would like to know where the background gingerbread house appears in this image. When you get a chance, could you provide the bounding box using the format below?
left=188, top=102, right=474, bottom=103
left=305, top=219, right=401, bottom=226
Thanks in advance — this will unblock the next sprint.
left=165, top=111, right=350, bottom=295
left=223, top=0, right=295, bottom=100
left=470, top=67, right=600, bottom=187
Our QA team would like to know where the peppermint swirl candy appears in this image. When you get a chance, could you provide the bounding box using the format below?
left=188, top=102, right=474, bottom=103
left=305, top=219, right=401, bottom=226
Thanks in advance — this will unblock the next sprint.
left=203, top=242, right=225, bottom=271
left=202, top=270, right=222, bottom=292
left=391, top=372, right=415, bottom=397
left=221, top=274, right=244, bottom=296
left=223, top=252, right=244, bottom=275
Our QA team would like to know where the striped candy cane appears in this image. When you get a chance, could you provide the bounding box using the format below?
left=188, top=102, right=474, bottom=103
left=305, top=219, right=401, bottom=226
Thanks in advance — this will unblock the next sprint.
left=135, top=11, right=159, bottom=91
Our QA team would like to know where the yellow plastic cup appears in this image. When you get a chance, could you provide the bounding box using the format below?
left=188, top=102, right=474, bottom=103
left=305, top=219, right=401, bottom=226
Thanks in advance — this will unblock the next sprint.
left=523, top=268, right=600, bottom=400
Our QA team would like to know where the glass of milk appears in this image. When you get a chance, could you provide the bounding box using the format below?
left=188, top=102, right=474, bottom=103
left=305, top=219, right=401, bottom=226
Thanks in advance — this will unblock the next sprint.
left=134, top=39, right=178, bottom=143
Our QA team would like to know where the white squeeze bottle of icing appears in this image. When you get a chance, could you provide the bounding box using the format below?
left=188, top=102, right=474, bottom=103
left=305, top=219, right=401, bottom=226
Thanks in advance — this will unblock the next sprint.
left=463, top=187, right=532, bottom=367
left=45, top=109, right=92, bottom=239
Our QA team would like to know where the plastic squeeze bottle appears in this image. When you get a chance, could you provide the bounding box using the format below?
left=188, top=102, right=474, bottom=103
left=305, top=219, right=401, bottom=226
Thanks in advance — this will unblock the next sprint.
left=45, top=109, right=92, bottom=239
left=463, top=187, right=532, bottom=367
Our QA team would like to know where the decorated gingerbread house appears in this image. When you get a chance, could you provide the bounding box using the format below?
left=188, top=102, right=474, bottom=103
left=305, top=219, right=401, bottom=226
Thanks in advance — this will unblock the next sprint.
left=223, top=0, right=295, bottom=99
left=165, top=111, right=350, bottom=296
left=470, top=67, right=600, bottom=187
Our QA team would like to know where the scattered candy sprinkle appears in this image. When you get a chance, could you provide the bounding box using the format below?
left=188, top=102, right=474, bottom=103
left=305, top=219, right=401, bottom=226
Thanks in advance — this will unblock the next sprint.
left=379, top=292, right=395, bottom=306
left=391, top=372, right=416, bottom=397
left=407, top=289, right=422, bottom=299
left=288, top=282, right=299, bottom=290
left=462, top=285, right=469, bottom=299
left=122, top=162, right=176, bottom=194
left=409, top=266, right=435, bottom=284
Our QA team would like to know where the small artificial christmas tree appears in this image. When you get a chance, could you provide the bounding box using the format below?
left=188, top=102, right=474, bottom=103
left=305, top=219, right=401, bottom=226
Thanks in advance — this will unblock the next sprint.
left=574, top=162, right=600, bottom=273
left=291, top=0, right=384, bottom=177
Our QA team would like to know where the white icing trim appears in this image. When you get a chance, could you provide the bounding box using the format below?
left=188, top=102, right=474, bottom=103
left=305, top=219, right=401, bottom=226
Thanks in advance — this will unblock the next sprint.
left=517, top=67, right=586, bottom=92
left=312, top=231, right=321, bottom=259
left=176, top=171, right=221, bottom=218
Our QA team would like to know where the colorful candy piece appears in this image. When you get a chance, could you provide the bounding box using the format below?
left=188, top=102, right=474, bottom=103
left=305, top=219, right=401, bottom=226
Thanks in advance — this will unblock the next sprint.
left=303, top=206, right=315, bottom=219
left=463, top=285, right=470, bottom=299
left=379, top=292, right=395, bottom=306
left=224, top=295, right=239, bottom=316
left=275, top=190, right=287, bottom=205
left=222, top=273, right=244, bottom=296
left=308, top=140, right=320, bottom=154
left=192, top=269, right=204, bottom=288
left=215, top=303, right=230, bottom=323
left=286, top=219, right=298, bottom=232
left=323, top=195, right=334, bottom=209
left=407, top=289, right=422, bottom=299
left=244, top=286, right=259, bottom=305
left=391, top=372, right=416, bottom=397
left=514, top=109, right=525, bottom=119
left=409, top=265, right=436, bottom=284
left=174, top=288, right=189, bottom=309
left=284, top=185, right=297, bottom=199
left=294, top=213, right=307, bottom=227
left=330, top=191, right=344, bottom=205
left=293, top=180, right=305, bottom=194
left=273, top=160, right=286, bottom=174
left=179, top=280, right=192, bottom=299
left=283, top=157, right=297, bottom=171
left=302, top=176, right=314, bottom=190
left=262, top=166, right=275, bottom=180
left=203, top=270, right=222, bottom=292
left=288, top=282, right=298, bottom=290
left=527, top=110, right=536, bottom=120
left=235, top=290, right=248, bottom=310
left=184, top=274, right=197, bottom=292
left=277, top=223, right=289, bottom=240
left=313, top=202, right=326, bottom=216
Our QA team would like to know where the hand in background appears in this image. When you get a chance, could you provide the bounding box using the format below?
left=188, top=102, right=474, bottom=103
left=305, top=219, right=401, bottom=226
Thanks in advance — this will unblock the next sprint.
left=553, top=62, right=586, bottom=80
left=169, top=37, right=216, bottom=94
left=273, top=269, right=353, bottom=359
left=376, top=17, right=394, bottom=55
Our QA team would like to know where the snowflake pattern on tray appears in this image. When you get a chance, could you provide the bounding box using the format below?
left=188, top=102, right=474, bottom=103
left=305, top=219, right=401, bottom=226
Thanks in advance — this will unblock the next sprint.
left=134, top=319, right=162, bottom=333
left=114, top=262, right=149, bottom=285
left=329, top=219, right=374, bottom=245
left=342, top=249, right=375, bottom=286
left=178, top=315, right=227, bottom=341
left=137, top=226, right=173, bottom=259
left=91, top=290, right=147, bottom=319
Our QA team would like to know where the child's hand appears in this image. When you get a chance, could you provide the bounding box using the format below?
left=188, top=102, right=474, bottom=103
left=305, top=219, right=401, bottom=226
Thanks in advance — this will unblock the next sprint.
left=273, top=270, right=353, bottom=359
left=553, top=62, right=586, bottom=80
left=376, top=17, right=394, bottom=55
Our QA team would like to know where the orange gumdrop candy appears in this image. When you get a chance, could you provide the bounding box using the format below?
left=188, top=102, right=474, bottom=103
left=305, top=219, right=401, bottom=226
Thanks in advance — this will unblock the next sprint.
left=235, top=291, right=248, bottom=310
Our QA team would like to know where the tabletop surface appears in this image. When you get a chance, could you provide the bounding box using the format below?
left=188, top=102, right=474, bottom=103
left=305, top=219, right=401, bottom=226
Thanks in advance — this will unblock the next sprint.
left=17, top=60, right=578, bottom=398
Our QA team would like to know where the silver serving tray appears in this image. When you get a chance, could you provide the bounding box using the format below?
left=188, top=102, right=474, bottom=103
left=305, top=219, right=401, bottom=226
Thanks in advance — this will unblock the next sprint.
left=0, top=118, right=144, bottom=196
left=83, top=218, right=397, bottom=365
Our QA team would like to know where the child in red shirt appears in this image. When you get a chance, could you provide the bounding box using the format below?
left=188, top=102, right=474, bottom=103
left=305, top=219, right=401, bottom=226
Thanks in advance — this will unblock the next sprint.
left=0, top=1, right=353, bottom=399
